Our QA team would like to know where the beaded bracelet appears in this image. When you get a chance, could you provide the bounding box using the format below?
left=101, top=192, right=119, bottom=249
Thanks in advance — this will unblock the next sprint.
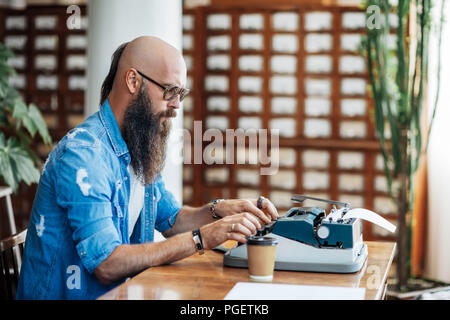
left=209, top=198, right=224, bottom=219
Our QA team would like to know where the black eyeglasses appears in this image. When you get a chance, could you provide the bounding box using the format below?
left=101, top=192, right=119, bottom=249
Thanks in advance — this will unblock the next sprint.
left=137, top=70, right=190, bottom=102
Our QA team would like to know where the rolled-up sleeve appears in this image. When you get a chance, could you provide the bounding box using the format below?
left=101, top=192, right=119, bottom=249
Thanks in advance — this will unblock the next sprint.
left=154, top=176, right=181, bottom=233
left=56, top=144, right=121, bottom=274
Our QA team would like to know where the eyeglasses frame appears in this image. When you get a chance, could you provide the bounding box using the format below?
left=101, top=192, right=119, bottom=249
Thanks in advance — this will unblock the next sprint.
left=136, top=70, right=189, bottom=102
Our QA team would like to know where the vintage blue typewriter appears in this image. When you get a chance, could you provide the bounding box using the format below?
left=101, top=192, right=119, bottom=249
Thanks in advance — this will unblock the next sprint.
left=223, top=194, right=379, bottom=273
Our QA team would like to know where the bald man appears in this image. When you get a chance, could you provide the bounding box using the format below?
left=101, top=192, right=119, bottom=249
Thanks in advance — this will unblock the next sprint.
left=16, top=36, right=278, bottom=300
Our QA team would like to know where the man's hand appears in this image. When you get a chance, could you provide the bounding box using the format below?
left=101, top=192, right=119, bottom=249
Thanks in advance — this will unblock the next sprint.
left=200, top=213, right=263, bottom=249
left=214, top=198, right=279, bottom=223
left=162, top=197, right=279, bottom=247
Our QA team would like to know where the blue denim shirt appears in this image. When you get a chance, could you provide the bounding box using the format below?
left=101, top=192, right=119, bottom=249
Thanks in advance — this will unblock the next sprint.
left=16, top=100, right=181, bottom=300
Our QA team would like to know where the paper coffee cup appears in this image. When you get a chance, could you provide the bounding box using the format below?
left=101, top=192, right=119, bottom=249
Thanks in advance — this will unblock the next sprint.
left=246, top=236, right=278, bottom=282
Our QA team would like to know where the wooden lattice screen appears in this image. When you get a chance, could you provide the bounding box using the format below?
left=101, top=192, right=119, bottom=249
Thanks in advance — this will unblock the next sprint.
left=0, top=5, right=88, bottom=234
left=182, top=4, right=399, bottom=242
left=1, top=3, right=398, bottom=242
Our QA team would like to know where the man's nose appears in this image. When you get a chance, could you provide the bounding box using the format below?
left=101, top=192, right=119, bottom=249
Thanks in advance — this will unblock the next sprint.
left=167, top=95, right=181, bottom=110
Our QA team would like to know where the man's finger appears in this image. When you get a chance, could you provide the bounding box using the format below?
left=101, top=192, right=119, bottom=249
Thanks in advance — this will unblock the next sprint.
left=227, top=232, right=247, bottom=244
left=239, top=212, right=262, bottom=230
left=224, top=214, right=260, bottom=233
left=244, top=201, right=271, bottom=224
left=231, top=222, right=253, bottom=237
left=237, top=215, right=259, bottom=234
left=263, top=199, right=279, bottom=220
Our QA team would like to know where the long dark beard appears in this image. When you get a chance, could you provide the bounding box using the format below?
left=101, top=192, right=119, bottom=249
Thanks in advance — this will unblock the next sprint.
left=122, top=84, right=175, bottom=184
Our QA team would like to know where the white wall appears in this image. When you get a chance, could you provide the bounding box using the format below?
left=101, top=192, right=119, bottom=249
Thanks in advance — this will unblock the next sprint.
left=85, top=0, right=183, bottom=207
left=425, top=0, right=450, bottom=282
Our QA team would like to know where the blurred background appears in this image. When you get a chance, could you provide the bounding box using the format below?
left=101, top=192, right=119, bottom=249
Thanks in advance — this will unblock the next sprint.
left=0, top=0, right=449, bottom=297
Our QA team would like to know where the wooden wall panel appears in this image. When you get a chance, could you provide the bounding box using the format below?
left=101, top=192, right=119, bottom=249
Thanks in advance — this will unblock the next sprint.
left=0, top=3, right=397, bottom=243
left=0, top=5, right=87, bottom=237
left=182, top=3, right=398, bottom=242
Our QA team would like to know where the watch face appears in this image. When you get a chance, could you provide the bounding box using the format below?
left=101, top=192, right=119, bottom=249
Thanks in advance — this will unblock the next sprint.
left=193, top=234, right=201, bottom=247
left=193, top=233, right=204, bottom=254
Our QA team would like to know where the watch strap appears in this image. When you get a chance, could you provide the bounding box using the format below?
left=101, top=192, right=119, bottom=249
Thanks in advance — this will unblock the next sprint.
left=192, top=229, right=204, bottom=255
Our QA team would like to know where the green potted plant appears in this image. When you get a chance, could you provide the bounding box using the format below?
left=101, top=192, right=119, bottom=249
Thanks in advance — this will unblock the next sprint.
left=363, top=0, right=445, bottom=291
left=0, top=43, right=52, bottom=193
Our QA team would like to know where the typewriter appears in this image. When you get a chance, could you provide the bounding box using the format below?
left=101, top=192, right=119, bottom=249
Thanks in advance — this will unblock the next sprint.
left=223, top=194, right=395, bottom=273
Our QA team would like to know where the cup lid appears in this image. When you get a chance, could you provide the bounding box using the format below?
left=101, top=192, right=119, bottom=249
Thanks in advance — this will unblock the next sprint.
left=246, top=235, right=278, bottom=246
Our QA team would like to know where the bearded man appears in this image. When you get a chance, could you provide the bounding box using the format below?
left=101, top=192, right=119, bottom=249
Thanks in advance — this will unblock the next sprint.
left=16, top=36, right=278, bottom=300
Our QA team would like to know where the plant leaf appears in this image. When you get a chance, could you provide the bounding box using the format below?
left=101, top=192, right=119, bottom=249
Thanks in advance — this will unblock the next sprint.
left=29, top=103, right=52, bottom=144
left=12, top=97, right=28, bottom=118
left=7, top=137, right=40, bottom=186
left=0, top=44, right=14, bottom=60
left=0, top=134, right=40, bottom=192
left=0, top=132, right=6, bottom=146
left=0, top=134, right=18, bottom=192
left=12, top=98, right=38, bottom=137
left=0, top=151, right=17, bottom=192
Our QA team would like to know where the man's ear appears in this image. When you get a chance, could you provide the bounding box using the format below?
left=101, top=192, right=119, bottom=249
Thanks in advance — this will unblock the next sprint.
left=125, top=68, right=139, bottom=95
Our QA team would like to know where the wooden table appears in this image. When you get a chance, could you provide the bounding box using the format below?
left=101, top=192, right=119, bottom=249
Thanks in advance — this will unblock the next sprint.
left=98, top=241, right=396, bottom=300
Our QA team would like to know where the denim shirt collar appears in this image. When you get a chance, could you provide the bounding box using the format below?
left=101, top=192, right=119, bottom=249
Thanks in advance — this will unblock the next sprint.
left=99, top=99, right=129, bottom=158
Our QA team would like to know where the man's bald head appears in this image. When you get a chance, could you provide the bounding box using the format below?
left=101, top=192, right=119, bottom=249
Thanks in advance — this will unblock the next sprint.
left=100, top=36, right=186, bottom=106
left=118, top=36, right=186, bottom=88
